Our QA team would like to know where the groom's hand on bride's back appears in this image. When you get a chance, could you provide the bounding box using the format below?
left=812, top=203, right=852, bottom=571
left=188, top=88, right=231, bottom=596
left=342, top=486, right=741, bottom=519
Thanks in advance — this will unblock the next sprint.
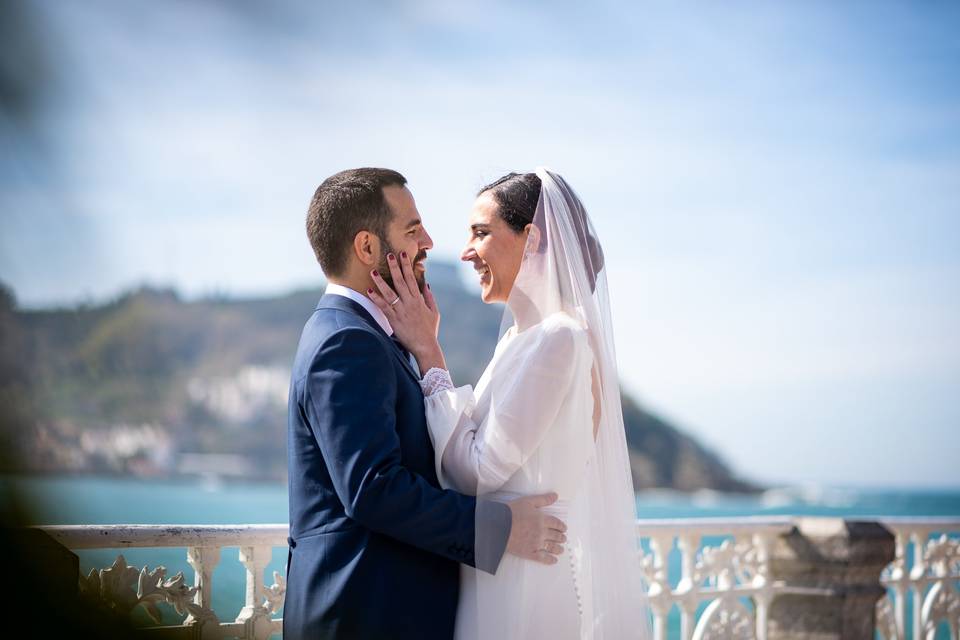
left=505, top=493, right=567, bottom=565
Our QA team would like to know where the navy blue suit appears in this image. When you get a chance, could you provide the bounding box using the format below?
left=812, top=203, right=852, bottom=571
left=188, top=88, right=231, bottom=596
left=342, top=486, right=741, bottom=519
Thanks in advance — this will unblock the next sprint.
left=284, top=294, right=510, bottom=639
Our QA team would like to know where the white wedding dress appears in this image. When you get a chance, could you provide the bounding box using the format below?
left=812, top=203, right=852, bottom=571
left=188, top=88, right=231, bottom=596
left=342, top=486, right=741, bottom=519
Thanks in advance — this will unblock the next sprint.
left=420, top=168, right=651, bottom=639
left=422, top=311, right=595, bottom=640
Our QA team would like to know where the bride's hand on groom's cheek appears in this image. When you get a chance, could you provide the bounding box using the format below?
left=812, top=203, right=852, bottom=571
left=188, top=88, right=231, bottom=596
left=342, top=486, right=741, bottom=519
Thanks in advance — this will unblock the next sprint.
left=368, top=252, right=443, bottom=363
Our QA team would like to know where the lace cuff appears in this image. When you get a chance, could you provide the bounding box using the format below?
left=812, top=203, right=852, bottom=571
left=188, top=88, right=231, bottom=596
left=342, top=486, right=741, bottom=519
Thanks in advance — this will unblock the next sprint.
left=420, top=367, right=454, bottom=396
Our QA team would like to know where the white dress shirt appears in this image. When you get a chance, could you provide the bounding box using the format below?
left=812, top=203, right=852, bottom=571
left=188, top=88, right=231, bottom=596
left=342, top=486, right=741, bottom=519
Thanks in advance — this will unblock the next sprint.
left=325, top=282, right=394, bottom=336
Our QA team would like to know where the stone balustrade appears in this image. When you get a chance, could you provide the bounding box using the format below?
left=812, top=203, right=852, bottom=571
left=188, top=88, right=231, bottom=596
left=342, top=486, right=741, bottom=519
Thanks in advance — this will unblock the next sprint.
left=40, top=524, right=288, bottom=639
left=876, top=518, right=960, bottom=640
left=33, top=516, right=959, bottom=639
left=637, top=516, right=796, bottom=639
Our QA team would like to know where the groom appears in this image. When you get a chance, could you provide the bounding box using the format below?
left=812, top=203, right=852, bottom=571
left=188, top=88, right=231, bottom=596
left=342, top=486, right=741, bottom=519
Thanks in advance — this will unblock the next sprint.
left=284, top=168, right=566, bottom=639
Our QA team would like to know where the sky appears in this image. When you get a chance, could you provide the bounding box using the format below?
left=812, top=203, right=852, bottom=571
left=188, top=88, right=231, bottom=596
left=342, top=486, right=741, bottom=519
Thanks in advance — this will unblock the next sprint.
left=2, top=0, right=958, bottom=488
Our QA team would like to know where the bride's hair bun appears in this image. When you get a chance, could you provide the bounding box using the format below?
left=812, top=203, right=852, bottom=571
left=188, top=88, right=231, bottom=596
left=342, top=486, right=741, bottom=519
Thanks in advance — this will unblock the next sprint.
left=479, top=171, right=604, bottom=291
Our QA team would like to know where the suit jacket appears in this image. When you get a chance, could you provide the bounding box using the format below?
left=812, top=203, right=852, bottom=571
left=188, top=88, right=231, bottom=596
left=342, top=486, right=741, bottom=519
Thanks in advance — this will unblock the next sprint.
left=284, top=293, right=511, bottom=640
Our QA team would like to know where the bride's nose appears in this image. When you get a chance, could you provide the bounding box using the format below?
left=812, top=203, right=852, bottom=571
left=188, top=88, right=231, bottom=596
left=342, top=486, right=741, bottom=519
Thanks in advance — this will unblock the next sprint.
left=460, top=243, right=476, bottom=262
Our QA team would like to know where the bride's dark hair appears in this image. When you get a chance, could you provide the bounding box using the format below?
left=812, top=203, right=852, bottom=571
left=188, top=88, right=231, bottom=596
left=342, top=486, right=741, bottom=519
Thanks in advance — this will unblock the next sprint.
left=479, top=171, right=605, bottom=290
left=477, top=172, right=541, bottom=233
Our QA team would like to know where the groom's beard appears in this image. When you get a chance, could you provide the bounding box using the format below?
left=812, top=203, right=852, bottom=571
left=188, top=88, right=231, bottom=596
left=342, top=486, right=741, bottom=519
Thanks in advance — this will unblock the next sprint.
left=378, top=245, right=428, bottom=293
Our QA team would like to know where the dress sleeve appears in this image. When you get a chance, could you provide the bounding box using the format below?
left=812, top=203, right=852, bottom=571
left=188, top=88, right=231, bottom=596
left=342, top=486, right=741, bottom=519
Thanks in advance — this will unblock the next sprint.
left=423, top=318, right=588, bottom=495
left=422, top=369, right=478, bottom=492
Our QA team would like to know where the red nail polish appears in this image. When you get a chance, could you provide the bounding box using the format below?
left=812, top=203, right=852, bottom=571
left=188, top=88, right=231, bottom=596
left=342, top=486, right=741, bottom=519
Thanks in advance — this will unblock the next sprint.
left=367, top=288, right=374, bottom=294
left=388, top=253, right=395, bottom=261
left=372, top=270, right=379, bottom=277
left=400, top=251, right=407, bottom=259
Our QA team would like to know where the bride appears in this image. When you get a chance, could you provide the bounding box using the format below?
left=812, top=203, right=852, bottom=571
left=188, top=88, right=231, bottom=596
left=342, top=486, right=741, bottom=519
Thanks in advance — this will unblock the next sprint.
left=368, top=168, right=651, bottom=639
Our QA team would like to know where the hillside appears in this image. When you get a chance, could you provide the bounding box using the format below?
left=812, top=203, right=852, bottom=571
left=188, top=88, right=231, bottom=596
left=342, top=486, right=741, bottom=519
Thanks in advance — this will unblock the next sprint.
left=0, top=264, right=757, bottom=492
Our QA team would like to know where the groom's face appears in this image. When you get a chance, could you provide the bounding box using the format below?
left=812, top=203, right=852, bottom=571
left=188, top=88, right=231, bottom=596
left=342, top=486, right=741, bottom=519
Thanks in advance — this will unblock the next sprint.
left=378, top=185, right=433, bottom=292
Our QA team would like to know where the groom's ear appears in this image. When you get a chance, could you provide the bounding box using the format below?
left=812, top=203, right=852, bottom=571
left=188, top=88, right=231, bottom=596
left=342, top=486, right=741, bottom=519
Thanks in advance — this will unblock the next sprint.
left=353, top=230, right=380, bottom=267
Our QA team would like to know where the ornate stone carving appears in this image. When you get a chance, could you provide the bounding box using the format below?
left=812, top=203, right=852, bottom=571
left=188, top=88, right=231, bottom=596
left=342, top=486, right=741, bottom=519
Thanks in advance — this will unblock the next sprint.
left=878, top=530, right=960, bottom=640
left=916, top=533, right=960, bottom=638
left=920, top=581, right=960, bottom=639
left=682, top=539, right=760, bottom=639
left=924, top=534, right=960, bottom=578
left=77, top=554, right=217, bottom=625
left=875, top=594, right=900, bottom=640
left=79, top=554, right=141, bottom=613
left=262, top=570, right=286, bottom=614
left=137, top=566, right=206, bottom=623
left=694, top=539, right=758, bottom=590
left=692, top=596, right=756, bottom=640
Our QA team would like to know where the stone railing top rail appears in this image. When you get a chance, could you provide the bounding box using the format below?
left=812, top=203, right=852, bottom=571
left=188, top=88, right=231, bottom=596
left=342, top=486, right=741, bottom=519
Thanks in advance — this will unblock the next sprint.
left=38, top=516, right=959, bottom=550
left=38, top=524, right=289, bottom=549
left=635, top=515, right=795, bottom=536
left=872, top=516, right=960, bottom=531
left=39, top=518, right=796, bottom=550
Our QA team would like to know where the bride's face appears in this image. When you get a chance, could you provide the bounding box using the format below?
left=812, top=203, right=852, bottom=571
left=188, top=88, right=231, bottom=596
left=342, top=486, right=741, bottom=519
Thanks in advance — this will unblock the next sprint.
left=460, top=192, right=529, bottom=304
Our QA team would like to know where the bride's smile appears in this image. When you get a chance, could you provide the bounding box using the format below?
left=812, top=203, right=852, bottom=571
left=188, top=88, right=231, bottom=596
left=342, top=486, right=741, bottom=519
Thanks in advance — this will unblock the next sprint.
left=474, top=264, right=490, bottom=284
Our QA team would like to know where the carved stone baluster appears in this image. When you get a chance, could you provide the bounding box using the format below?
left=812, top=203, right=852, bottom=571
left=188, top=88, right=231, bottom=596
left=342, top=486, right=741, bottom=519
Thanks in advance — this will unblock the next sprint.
left=236, top=545, right=274, bottom=639
left=909, top=530, right=924, bottom=640
left=185, top=545, right=221, bottom=634
left=752, top=531, right=774, bottom=640
left=647, top=533, right=675, bottom=640
left=692, top=539, right=756, bottom=640
left=877, top=526, right=907, bottom=640
left=917, top=533, right=960, bottom=639
left=677, top=533, right=701, bottom=640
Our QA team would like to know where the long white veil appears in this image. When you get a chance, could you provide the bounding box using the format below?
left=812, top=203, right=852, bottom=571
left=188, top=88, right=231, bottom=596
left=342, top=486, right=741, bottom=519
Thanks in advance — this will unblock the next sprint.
left=473, top=168, right=652, bottom=638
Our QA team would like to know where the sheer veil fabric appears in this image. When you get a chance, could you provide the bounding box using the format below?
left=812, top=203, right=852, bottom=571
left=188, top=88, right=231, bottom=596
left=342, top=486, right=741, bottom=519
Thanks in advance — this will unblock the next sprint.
left=468, top=168, right=652, bottom=638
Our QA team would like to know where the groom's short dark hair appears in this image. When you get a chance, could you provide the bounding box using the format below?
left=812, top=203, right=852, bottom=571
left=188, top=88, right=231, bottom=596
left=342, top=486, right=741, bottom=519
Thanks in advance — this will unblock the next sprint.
left=306, top=168, right=407, bottom=276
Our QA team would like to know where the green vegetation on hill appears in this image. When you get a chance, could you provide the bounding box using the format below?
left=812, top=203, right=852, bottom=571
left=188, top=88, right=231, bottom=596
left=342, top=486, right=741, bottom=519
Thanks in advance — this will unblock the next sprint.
left=0, top=265, right=757, bottom=492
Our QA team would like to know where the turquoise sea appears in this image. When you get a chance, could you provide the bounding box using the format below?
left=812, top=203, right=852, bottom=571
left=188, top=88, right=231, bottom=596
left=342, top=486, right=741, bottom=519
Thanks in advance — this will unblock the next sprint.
left=4, top=475, right=959, bottom=636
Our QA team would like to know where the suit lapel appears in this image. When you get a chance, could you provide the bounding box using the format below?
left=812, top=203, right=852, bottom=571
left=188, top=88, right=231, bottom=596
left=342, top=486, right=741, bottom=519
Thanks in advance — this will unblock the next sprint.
left=317, top=294, right=421, bottom=382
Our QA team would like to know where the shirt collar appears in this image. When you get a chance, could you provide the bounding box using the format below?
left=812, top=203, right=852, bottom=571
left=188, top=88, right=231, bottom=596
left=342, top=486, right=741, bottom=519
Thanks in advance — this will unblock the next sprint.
left=324, top=282, right=394, bottom=336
